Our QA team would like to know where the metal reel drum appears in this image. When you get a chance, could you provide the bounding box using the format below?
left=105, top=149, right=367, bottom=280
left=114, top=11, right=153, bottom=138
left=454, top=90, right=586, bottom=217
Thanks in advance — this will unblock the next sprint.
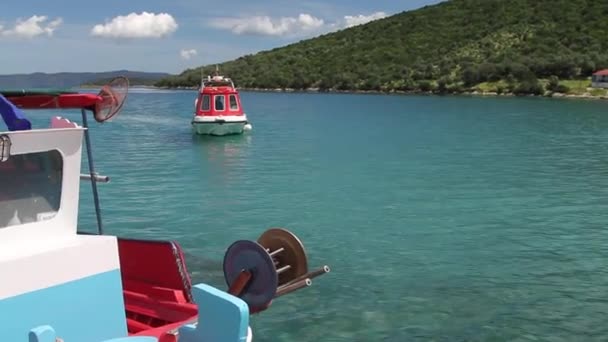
left=258, top=228, right=308, bottom=285
left=223, top=240, right=278, bottom=309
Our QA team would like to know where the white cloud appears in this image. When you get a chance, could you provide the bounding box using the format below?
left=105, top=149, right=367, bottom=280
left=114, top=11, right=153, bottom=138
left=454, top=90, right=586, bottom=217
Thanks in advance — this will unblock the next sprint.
left=209, top=13, right=324, bottom=36
left=343, top=12, right=387, bottom=28
left=0, top=15, right=63, bottom=39
left=208, top=11, right=388, bottom=37
left=91, top=12, right=178, bottom=39
left=180, top=48, right=197, bottom=60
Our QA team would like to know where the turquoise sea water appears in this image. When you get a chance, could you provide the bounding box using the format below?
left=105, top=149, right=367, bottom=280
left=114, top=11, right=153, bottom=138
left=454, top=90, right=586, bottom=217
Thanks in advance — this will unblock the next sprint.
left=45, top=90, right=608, bottom=341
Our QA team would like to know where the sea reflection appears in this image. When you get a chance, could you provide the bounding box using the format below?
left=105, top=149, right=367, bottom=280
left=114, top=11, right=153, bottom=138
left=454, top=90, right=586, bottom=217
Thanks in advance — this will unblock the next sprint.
left=192, top=133, right=253, bottom=185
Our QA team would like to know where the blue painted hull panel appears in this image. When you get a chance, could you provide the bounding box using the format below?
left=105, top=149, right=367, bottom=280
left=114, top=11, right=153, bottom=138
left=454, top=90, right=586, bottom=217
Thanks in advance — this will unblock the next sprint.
left=0, top=269, right=127, bottom=342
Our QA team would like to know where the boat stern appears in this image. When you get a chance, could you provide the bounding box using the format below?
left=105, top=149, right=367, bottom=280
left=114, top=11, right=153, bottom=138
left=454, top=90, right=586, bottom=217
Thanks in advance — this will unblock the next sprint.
left=191, top=115, right=249, bottom=136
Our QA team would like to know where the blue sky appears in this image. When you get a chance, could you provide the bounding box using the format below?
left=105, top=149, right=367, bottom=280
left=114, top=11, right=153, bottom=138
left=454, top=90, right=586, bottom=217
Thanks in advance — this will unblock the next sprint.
left=0, top=0, right=444, bottom=75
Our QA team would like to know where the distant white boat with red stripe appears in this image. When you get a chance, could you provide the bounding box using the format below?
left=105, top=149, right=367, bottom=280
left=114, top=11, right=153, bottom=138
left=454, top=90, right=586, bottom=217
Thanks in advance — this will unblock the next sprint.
left=192, top=68, right=252, bottom=136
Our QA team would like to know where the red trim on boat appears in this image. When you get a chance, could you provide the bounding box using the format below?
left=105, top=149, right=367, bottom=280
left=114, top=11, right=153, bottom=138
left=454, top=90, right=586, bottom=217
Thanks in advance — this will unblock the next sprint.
left=199, top=86, right=238, bottom=94
left=6, top=94, right=101, bottom=110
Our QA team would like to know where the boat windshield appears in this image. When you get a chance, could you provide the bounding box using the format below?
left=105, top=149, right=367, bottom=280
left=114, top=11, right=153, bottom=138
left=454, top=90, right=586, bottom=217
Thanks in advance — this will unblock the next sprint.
left=215, top=95, right=225, bottom=111
left=229, top=95, right=239, bottom=111
left=0, top=150, right=62, bottom=228
left=200, top=95, right=210, bottom=111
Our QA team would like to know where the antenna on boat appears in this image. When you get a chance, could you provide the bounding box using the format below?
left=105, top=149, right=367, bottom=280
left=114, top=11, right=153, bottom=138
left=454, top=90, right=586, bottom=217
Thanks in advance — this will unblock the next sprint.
left=82, top=76, right=130, bottom=234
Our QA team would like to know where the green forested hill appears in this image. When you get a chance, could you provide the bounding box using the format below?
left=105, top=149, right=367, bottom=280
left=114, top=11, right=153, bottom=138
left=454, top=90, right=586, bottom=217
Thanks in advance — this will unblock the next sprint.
left=156, top=0, right=608, bottom=95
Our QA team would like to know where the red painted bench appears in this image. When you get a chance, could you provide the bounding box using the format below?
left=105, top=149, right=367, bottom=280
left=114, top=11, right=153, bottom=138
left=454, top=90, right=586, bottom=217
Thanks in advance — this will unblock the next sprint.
left=116, top=238, right=198, bottom=338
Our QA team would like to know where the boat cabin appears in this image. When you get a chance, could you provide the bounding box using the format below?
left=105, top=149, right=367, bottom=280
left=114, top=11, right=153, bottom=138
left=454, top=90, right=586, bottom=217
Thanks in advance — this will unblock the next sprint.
left=194, top=75, right=245, bottom=118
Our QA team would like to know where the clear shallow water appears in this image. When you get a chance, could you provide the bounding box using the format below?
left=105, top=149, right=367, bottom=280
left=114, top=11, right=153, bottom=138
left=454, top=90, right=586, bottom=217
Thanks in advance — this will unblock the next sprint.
left=32, top=90, right=608, bottom=341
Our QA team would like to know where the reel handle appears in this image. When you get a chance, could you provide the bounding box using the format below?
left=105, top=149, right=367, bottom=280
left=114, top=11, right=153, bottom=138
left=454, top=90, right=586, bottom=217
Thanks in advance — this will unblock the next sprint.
left=281, top=265, right=330, bottom=288
left=276, top=278, right=312, bottom=297
left=227, top=270, right=252, bottom=297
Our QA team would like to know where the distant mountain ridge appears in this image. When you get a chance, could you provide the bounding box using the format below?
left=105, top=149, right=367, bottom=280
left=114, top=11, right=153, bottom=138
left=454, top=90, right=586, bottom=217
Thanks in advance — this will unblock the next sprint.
left=0, top=70, right=171, bottom=88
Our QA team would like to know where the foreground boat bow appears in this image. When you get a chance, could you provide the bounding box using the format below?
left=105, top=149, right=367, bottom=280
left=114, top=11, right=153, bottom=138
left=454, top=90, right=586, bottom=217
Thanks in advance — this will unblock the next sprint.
left=0, top=78, right=329, bottom=342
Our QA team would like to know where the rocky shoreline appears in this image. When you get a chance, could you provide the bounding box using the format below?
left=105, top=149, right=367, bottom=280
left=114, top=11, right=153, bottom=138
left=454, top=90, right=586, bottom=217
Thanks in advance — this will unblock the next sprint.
left=154, top=85, right=608, bottom=101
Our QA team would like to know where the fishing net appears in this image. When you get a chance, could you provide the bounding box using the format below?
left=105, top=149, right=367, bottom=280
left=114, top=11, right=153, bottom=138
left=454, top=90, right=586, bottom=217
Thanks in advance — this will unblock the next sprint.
left=94, top=76, right=129, bottom=123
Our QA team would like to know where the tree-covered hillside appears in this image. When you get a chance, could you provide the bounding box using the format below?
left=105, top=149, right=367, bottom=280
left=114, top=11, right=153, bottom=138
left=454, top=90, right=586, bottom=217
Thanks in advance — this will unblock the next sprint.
left=156, top=0, right=608, bottom=95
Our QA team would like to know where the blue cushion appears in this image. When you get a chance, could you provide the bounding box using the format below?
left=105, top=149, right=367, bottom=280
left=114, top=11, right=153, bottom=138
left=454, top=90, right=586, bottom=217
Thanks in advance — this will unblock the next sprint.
left=179, top=283, right=250, bottom=342
left=0, top=94, right=31, bottom=131
left=28, top=325, right=158, bottom=342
